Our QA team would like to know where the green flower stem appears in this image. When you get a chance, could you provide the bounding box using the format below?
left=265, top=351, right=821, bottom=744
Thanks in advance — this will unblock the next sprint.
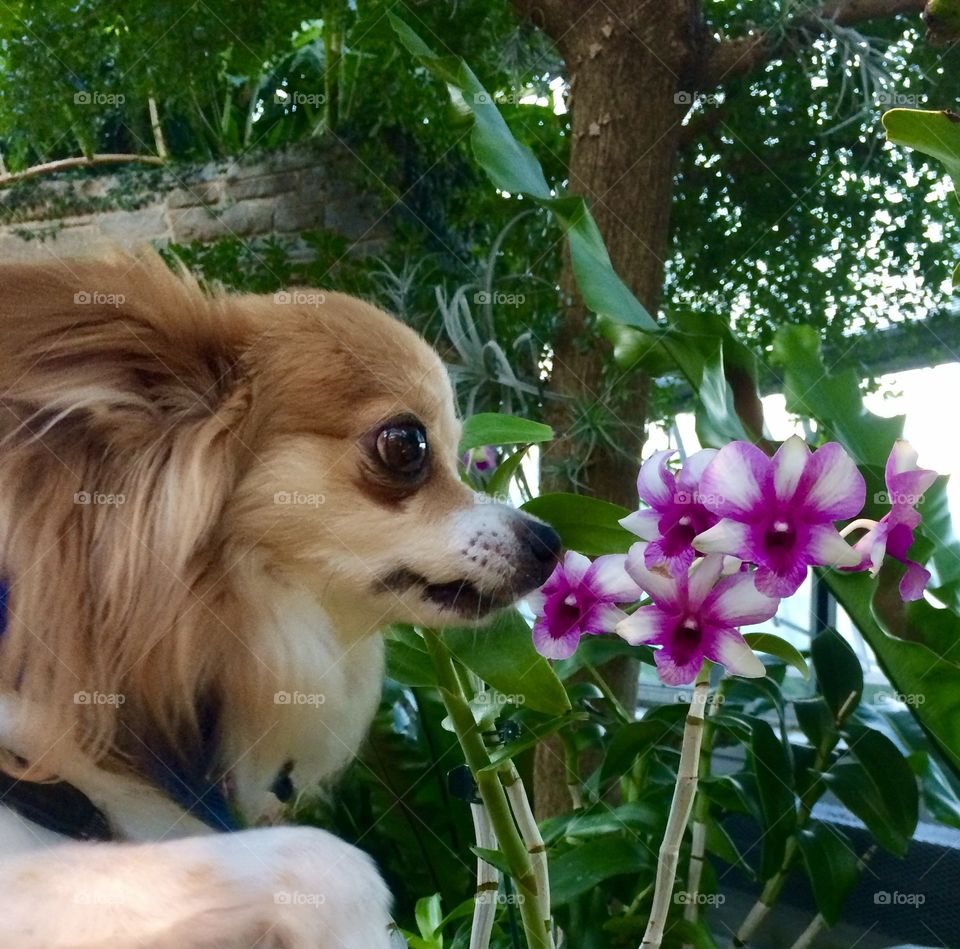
left=584, top=660, right=632, bottom=725
left=640, top=664, right=712, bottom=949
left=422, top=628, right=549, bottom=949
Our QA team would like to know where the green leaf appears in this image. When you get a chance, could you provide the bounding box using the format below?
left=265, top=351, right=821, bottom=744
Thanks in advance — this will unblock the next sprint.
left=706, top=819, right=755, bottom=879
left=443, top=609, right=570, bottom=715
left=794, top=697, right=838, bottom=758
left=770, top=325, right=903, bottom=466
left=602, top=719, right=682, bottom=782
left=415, top=893, right=444, bottom=942
left=909, top=750, right=960, bottom=830
left=811, top=629, right=863, bottom=724
left=521, top=493, right=634, bottom=556
left=826, top=569, right=960, bottom=782
left=797, top=822, right=864, bottom=926
left=743, top=633, right=809, bottom=679
left=548, top=837, right=652, bottom=907
left=821, top=726, right=918, bottom=857
left=389, top=15, right=660, bottom=342
left=882, top=108, right=960, bottom=192
left=540, top=801, right=664, bottom=845
left=748, top=718, right=797, bottom=880
left=486, top=445, right=530, bottom=500
left=469, top=846, right=512, bottom=877
left=385, top=637, right=437, bottom=688
left=694, top=345, right=750, bottom=448
left=459, top=413, right=553, bottom=453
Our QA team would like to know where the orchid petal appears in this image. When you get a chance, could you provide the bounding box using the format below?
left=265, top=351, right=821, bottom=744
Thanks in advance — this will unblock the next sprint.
left=532, top=618, right=581, bottom=660
left=586, top=554, right=643, bottom=602
left=772, top=436, right=810, bottom=505
left=887, top=439, right=920, bottom=479
left=525, top=588, right=547, bottom=613
left=705, top=626, right=766, bottom=679
left=645, top=538, right=695, bottom=574
left=619, top=509, right=662, bottom=540
left=616, top=606, right=674, bottom=645
left=587, top=603, right=630, bottom=634
left=561, top=550, right=592, bottom=586
left=693, top=519, right=752, bottom=558
left=625, top=543, right=683, bottom=608
left=654, top=648, right=704, bottom=686
left=676, top=448, right=719, bottom=494
left=797, top=442, right=865, bottom=521
left=754, top=560, right=809, bottom=598
left=900, top=561, right=931, bottom=602
left=687, top=554, right=726, bottom=609
left=698, top=442, right=769, bottom=519
left=704, top=572, right=780, bottom=627
left=807, top=524, right=863, bottom=569
left=636, top=450, right=676, bottom=509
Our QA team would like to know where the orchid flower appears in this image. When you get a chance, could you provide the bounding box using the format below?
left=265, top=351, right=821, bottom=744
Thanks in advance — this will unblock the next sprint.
left=527, top=551, right=642, bottom=660
left=617, top=546, right=777, bottom=685
left=692, top=436, right=866, bottom=597
left=461, top=445, right=498, bottom=473
left=619, top=449, right=719, bottom=573
left=844, top=440, right=938, bottom=601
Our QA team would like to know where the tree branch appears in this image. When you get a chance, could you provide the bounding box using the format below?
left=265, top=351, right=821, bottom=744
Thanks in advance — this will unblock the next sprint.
left=702, top=0, right=925, bottom=88
left=0, top=154, right=164, bottom=189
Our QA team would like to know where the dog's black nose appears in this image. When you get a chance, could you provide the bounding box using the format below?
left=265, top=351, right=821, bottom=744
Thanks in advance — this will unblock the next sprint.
left=517, top=516, right=562, bottom=570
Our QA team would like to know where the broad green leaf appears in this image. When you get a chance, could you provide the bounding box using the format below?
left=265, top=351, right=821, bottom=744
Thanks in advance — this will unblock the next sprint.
left=602, top=719, right=681, bottom=782
left=827, top=569, right=960, bottom=781
left=548, top=836, right=652, bottom=906
left=770, top=325, right=903, bottom=466
left=743, top=633, right=810, bottom=679
left=554, top=633, right=655, bottom=680
left=811, top=629, right=863, bottom=724
left=522, top=493, right=634, bottom=555
left=794, top=697, right=837, bottom=758
left=797, top=822, right=863, bottom=925
left=748, top=717, right=797, bottom=880
left=706, top=819, right=755, bottom=879
left=385, top=638, right=437, bottom=688
left=882, top=108, right=960, bottom=191
left=822, top=726, right=918, bottom=857
left=389, top=16, right=660, bottom=340
left=694, top=345, right=750, bottom=448
left=909, top=750, right=960, bottom=830
left=459, top=412, right=553, bottom=453
left=443, top=609, right=570, bottom=715
left=540, top=801, right=664, bottom=845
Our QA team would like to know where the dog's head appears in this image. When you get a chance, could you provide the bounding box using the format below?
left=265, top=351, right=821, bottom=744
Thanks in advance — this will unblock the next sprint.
left=225, top=284, right=561, bottom=632
left=0, top=253, right=559, bottom=643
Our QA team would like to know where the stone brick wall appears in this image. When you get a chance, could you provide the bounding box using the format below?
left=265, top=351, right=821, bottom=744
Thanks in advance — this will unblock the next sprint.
left=0, top=145, right=387, bottom=263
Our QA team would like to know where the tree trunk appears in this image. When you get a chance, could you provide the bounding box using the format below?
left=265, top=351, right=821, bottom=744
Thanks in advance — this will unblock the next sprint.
left=514, top=0, right=703, bottom=820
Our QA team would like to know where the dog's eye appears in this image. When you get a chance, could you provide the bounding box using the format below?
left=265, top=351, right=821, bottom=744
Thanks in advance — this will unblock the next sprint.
left=375, top=421, right=429, bottom=476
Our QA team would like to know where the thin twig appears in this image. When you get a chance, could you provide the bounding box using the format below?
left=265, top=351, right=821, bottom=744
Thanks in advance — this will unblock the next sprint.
left=148, top=95, right=168, bottom=160
left=640, top=665, right=712, bottom=948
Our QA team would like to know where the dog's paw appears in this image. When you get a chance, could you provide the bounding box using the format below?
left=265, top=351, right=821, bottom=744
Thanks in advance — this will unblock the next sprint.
left=258, top=826, right=394, bottom=949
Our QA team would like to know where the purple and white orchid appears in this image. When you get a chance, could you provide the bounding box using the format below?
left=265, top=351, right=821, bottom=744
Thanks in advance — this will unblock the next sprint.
left=619, top=449, right=719, bottom=574
left=526, top=435, right=936, bottom=685
left=526, top=551, right=642, bottom=660
left=462, top=445, right=499, bottom=474
left=617, top=547, right=776, bottom=685
left=844, top=440, right=938, bottom=601
left=692, top=436, right=866, bottom=597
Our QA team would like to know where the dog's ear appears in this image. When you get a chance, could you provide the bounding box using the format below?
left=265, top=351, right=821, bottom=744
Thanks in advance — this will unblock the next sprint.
left=0, top=252, right=253, bottom=431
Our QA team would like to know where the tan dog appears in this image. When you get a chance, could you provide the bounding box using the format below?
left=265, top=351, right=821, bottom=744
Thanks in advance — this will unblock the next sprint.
left=0, top=252, right=559, bottom=948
